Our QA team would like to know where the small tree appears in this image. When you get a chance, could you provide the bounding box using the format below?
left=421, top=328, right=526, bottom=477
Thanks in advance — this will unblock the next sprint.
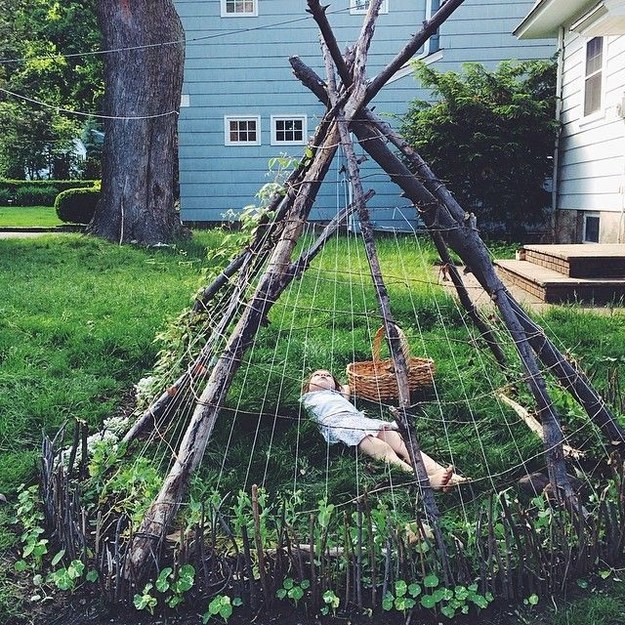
left=399, top=59, right=558, bottom=240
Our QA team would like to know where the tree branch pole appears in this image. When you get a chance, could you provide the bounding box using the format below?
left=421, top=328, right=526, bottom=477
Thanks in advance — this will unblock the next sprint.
left=128, top=59, right=385, bottom=574
left=358, top=110, right=625, bottom=448
left=323, top=38, right=444, bottom=524
left=430, top=232, right=508, bottom=367
left=349, top=117, right=577, bottom=504
left=289, top=55, right=575, bottom=500
left=306, top=0, right=468, bottom=101
left=122, top=278, right=248, bottom=446
left=126, top=125, right=343, bottom=577
left=123, top=112, right=341, bottom=445
left=288, top=55, right=507, bottom=372
left=506, top=296, right=625, bottom=447
left=289, top=56, right=507, bottom=367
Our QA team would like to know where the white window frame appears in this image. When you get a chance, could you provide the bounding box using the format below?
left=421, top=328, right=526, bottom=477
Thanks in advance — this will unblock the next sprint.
left=224, top=116, right=261, bottom=146
left=582, top=212, right=600, bottom=243
left=271, top=115, right=307, bottom=146
left=583, top=36, right=604, bottom=118
left=350, top=0, right=388, bottom=15
left=220, top=0, right=258, bottom=17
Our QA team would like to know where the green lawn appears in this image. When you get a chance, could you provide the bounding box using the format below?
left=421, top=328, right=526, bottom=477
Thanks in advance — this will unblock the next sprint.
left=0, top=230, right=623, bottom=624
left=0, top=205, right=64, bottom=228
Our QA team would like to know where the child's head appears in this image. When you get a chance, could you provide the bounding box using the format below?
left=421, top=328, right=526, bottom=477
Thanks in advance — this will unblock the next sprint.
left=304, top=369, right=342, bottom=393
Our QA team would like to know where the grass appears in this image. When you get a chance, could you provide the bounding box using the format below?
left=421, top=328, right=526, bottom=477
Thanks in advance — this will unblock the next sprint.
left=0, top=231, right=223, bottom=496
left=0, top=205, right=65, bottom=228
left=0, top=229, right=624, bottom=623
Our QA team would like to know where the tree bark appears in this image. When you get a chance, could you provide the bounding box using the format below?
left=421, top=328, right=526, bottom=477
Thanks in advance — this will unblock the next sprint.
left=92, top=0, right=184, bottom=244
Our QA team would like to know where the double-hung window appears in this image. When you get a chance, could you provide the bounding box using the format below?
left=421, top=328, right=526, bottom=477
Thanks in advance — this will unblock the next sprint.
left=583, top=36, right=603, bottom=116
left=271, top=115, right=307, bottom=145
left=221, top=0, right=257, bottom=17
left=225, top=116, right=260, bottom=145
left=350, top=0, right=388, bottom=15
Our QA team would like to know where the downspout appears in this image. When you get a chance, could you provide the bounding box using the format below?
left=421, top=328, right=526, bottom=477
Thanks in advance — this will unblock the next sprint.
left=616, top=92, right=625, bottom=243
left=550, top=26, right=565, bottom=242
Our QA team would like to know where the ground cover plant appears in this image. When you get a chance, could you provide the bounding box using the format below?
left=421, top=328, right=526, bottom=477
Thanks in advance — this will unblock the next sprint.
left=1, top=231, right=624, bottom=625
left=0, top=206, right=64, bottom=228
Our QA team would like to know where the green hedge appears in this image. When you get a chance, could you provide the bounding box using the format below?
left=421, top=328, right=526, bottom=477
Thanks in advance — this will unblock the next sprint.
left=54, top=187, right=100, bottom=224
left=0, top=179, right=99, bottom=206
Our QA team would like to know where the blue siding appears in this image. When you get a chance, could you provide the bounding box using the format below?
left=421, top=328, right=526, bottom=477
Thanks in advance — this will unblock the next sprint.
left=174, top=0, right=555, bottom=228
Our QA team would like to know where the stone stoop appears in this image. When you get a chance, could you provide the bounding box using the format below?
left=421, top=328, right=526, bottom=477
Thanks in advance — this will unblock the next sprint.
left=495, top=244, right=625, bottom=304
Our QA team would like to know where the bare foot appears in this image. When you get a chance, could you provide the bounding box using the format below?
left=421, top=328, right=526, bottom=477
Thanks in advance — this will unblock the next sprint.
left=443, top=472, right=470, bottom=493
left=429, top=465, right=453, bottom=490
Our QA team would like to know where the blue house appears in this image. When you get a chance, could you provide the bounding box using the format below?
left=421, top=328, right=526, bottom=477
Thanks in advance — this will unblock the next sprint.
left=173, top=0, right=555, bottom=229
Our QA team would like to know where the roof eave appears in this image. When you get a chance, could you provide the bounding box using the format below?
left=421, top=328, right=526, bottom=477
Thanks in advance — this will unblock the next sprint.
left=514, top=0, right=595, bottom=39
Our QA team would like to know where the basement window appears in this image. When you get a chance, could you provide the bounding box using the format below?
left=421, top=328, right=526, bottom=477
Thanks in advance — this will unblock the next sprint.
left=271, top=116, right=307, bottom=145
left=583, top=37, right=603, bottom=116
left=350, top=0, right=389, bottom=14
left=221, top=0, right=257, bottom=16
left=583, top=212, right=600, bottom=243
left=225, top=116, right=260, bottom=145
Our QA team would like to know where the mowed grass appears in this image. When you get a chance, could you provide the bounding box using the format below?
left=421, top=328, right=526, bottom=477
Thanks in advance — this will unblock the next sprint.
left=0, top=205, right=64, bottom=228
left=0, top=231, right=224, bottom=496
left=0, top=229, right=624, bottom=624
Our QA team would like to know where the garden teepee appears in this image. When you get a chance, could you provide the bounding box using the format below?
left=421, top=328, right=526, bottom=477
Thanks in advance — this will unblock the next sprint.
left=41, top=2, right=625, bottom=610
left=116, top=0, right=625, bottom=581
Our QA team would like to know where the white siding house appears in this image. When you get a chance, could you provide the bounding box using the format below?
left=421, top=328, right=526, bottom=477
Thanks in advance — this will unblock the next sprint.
left=174, top=0, right=555, bottom=228
left=516, top=0, right=625, bottom=243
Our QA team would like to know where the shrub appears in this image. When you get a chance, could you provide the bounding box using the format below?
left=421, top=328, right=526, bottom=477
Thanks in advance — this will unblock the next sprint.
left=15, top=185, right=59, bottom=206
left=55, top=187, right=100, bottom=224
left=0, top=188, right=13, bottom=205
left=0, top=179, right=99, bottom=201
left=399, top=59, right=558, bottom=240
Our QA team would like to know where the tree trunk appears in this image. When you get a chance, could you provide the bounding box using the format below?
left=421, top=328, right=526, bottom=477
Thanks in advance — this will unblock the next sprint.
left=92, top=0, right=184, bottom=244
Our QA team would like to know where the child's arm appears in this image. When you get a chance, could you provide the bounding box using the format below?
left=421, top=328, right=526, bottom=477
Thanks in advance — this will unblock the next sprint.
left=340, top=384, right=351, bottom=399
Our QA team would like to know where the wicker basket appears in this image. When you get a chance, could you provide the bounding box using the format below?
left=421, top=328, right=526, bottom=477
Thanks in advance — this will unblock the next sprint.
left=346, top=326, right=435, bottom=403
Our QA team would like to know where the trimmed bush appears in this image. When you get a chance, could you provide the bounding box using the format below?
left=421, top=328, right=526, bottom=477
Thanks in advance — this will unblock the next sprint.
left=0, top=179, right=99, bottom=205
left=0, top=188, right=13, bottom=205
left=55, top=187, right=100, bottom=224
left=15, top=185, right=60, bottom=207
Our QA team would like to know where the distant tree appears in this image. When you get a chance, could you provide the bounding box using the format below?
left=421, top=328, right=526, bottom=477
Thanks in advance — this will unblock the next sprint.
left=80, top=116, right=103, bottom=179
left=0, top=0, right=103, bottom=179
left=91, top=0, right=185, bottom=244
left=399, top=59, right=558, bottom=240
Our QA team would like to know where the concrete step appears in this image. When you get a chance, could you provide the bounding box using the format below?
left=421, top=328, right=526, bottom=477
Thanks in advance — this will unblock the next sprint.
left=521, top=244, right=625, bottom=278
left=495, top=259, right=625, bottom=304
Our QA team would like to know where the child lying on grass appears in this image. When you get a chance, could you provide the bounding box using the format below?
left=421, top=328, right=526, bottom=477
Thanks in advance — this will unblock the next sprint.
left=300, top=369, right=467, bottom=491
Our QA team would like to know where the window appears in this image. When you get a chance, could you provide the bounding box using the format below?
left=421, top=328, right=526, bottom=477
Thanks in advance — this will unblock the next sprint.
left=271, top=115, right=307, bottom=145
left=584, top=37, right=603, bottom=116
left=225, top=116, right=260, bottom=145
left=221, top=0, right=257, bottom=17
left=350, top=0, right=388, bottom=15
left=583, top=212, right=600, bottom=243
left=425, top=0, right=440, bottom=54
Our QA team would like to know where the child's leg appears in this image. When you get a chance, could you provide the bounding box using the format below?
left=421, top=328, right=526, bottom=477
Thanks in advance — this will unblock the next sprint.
left=358, top=435, right=413, bottom=473
left=376, top=430, right=412, bottom=463
left=377, top=430, right=465, bottom=490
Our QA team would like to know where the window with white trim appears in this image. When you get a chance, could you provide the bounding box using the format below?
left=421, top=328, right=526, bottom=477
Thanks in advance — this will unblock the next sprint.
left=271, top=115, right=307, bottom=145
left=225, top=116, right=260, bottom=145
left=584, top=36, right=603, bottom=116
left=350, top=0, right=388, bottom=15
left=221, top=0, right=257, bottom=17
left=425, top=0, right=440, bottom=54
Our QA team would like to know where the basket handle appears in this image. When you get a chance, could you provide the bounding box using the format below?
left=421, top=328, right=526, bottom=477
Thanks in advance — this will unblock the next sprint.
left=372, top=325, right=411, bottom=363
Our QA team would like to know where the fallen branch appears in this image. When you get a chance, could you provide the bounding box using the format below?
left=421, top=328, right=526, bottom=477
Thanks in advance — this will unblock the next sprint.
left=497, top=392, right=584, bottom=460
